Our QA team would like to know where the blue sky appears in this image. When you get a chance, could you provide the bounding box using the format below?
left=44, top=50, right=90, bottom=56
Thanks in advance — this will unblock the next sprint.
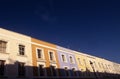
left=0, top=0, right=120, bottom=63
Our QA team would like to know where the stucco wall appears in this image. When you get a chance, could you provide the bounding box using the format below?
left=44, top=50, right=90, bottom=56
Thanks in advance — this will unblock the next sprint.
left=0, top=28, right=32, bottom=79
left=56, top=46, right=79, bottom=76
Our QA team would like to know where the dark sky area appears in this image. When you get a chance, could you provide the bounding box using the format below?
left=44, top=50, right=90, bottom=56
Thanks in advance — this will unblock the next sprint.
left=0, top=0, right=120, bottom=63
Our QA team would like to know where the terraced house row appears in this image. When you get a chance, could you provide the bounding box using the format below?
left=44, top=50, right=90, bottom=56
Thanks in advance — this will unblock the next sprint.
left=0, top=28, right=120, bottom=79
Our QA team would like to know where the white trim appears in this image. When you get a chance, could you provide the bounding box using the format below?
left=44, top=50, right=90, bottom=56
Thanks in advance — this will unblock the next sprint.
left=32, top=42, right=97, bottom=59
left=37, top=62, right=46, bottom=67
left=0, top=32, right=96, bottom=58
left=6, top=40, right=10, bottom=54
left=32, top=41, right=76, bottom=55
left=50, top=64, right=57, bottom=67
left=0, top=33, right=31, bottom=43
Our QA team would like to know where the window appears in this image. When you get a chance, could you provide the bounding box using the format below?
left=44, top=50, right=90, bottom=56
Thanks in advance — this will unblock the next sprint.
left=18, top=62, right=25, bottom=76
left=108, top=65, right=111, bottom=70
left=37, top=49, right=43, bottom=59
left=83, top=59, right=87, bottom=66
left=78, top=58, right=81, bottom=65
left=0, top=40, right=7, bottom=53
left=93, top=61, right=98, bottom=69
left=0, top=60, right=5, bottom=76
left=101, top=63, right=105, bottom=69
left=62, top=54, right=66, bottom=62
left=50, top=65, right=57, bottom=76
left=49, top=52, right=53, bottom=60
left=70, top=56, right=73, bottom=63
left=105, top=64, right=108, bottom=69
left=19, top=45, right=25, bottom=55
left=49, top=51, right=55, bottom=61
left=72, top=68, right=77, bottom=76
left=98, top=62, right=101, bottom=68
left=64, top=67, right=69, bottom=76
left=78, top=69, right=81, bottom=76
left=38, top=65, right=45, bottom=76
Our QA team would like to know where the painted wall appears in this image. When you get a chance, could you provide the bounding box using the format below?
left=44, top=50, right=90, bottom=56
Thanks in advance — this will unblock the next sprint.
left=31, top=38, right=60, bottom=77
left=0, top=28, right=32, bottom=79
left=56, top=46, right=79, bottom=77
left=0, top=28, right=120, bottom=79
left=75, top=52, right=87, bottom=72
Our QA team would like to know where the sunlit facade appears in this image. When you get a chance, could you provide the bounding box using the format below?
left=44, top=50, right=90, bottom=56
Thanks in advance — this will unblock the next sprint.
left=0, top=28, right=120, bottom=79
left=31, top=38, right=60, bottom=78
left=0, top=28, right=33, bottom=79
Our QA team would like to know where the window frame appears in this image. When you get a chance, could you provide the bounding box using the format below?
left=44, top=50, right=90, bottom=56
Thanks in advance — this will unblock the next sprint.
left=0, top=40, right=7, bottom=53
left=36, top=48, right=44, bottom=59
left=48, top=50, right=56, bottom=62
left=98, top=62, right=101, bottom=68
left=18, top=44, right=25, bottom=56
left=78, top=58, right=81, bottom=65
left=69, top=56, right=74, bottom=64
left=61, top=54, right=67, bottom=62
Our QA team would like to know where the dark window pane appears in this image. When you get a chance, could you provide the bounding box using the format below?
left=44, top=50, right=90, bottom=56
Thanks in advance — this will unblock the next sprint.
left=64, top=67, right=69, bottom=76
left=49, top=52, right=53, bottom=60
left=62, top=55, right=65, bottom=62
left=72, top=68, right=77, bottom=76
left=70, top=56, right=73, bottom=63
left=37, top=49, right=42, bottom=58
left=19, top=45, right=25, bottom=55
left=0, top=60, right=5, bottom=76
left=18, top=62, right=25, bottom=76
left=0, top=40, right=7, bottom=53
left=39, top=65, right=45, bottom=76
left=50, top=66, right=57, bottom=76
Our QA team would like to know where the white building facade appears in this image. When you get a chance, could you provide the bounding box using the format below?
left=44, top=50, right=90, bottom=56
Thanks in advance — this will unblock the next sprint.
left=0, top=28, right=32, bottom=79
